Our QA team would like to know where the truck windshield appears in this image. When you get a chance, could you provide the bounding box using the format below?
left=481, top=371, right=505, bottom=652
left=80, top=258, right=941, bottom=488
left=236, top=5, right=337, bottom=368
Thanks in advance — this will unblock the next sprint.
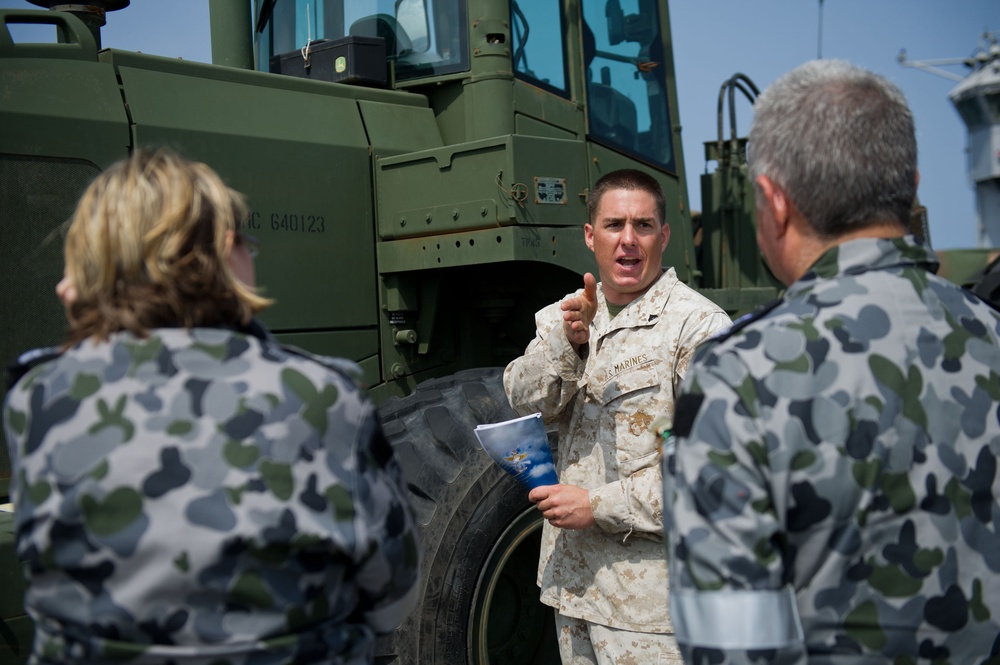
left=582, top=0, right=675, bottom=172
left=258, top=0, right=469, bottom=81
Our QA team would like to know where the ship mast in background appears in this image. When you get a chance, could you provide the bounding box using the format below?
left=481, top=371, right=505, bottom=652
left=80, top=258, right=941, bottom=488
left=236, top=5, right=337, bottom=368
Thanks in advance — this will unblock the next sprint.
left=901, top=33, right=1000, bottom=248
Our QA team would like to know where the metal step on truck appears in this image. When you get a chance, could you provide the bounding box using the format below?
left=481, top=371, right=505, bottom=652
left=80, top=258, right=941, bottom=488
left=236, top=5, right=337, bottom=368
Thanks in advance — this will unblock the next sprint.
left=0, top=0, right=950, bottom=663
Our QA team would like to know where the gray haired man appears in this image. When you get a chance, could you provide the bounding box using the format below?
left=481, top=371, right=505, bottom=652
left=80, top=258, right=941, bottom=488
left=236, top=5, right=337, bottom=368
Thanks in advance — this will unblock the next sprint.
left=665, top=59, right=1000, bottom=663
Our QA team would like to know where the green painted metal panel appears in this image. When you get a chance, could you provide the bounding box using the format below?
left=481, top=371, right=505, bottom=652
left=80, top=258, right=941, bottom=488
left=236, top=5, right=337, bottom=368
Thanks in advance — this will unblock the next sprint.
left=513, top=79, right=585, bottom=139
left=0, top=11, right=131, bottom=506
left=101, top=48, right=429, bottom=105
left=376, top=134, right=588, bottom=241
left=360, top=100, right=444, bottom=158
left=377, top=225, right=592, bottom=274
left=0, top=156, right=102, bottom=501
left=377, top=136, right=509, bottom=240
left=106, top=51, right=377, bottom=335
left=0, top=11, right=129, bottom=164
left=699, top=138, right=782, bottom=294
left=416, top=81, right=468, bottom=145
left=209, top=0, right=253, bottom=70
left=515, top=114, right=577, bottom=140
left=699, top=287, right=780, bottom=318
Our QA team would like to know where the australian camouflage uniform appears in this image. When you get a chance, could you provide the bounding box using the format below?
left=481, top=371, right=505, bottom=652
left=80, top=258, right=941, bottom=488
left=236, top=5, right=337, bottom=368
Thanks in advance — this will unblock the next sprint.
left=3, top=325, right=420, bottom=665
left=665, top=236, right=1000, bottom=664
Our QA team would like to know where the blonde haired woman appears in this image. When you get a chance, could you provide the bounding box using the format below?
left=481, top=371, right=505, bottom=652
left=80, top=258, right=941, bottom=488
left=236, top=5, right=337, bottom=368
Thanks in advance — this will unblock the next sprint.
left=3, top=149, right=419, bottom=665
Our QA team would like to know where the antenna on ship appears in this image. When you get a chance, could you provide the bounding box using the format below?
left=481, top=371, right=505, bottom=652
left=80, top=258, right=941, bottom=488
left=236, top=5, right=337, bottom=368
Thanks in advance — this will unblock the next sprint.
left=900, top=32, right=1000, bottom=247
left=817, top=0, right=825, bottom=59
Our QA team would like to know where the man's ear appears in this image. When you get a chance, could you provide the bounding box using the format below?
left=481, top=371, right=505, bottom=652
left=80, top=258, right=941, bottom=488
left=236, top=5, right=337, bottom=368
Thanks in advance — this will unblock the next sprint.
left=756, top=175, right=791, bottom=239
left=584, top=223, right=595, bottom=252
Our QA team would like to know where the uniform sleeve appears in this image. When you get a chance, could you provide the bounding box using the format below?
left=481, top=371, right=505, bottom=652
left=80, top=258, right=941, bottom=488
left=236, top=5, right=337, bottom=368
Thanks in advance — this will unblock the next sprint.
left=590, top=460, right=663, bottom=537
left=503, top=299, right=586, bottom=422
left=590, top=309, right=733, bottom=539
left=666, top=351, right=807, bottom=665
left=673, top=311, right=733, bottom=387
left=350, top=404, right=422, bottom=635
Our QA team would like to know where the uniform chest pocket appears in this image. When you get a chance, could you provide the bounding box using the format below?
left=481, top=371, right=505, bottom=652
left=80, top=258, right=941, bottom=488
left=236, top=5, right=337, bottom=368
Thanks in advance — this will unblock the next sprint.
left=598, top=359, right=666, bottom=474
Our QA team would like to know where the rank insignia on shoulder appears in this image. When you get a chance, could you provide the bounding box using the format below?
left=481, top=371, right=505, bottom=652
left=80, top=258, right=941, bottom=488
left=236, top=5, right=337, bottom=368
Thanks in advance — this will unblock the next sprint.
left=6, top=346, right=62, bottom=390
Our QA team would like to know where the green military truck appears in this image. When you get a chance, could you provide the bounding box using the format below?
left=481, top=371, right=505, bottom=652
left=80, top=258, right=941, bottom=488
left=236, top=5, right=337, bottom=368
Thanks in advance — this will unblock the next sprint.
left=0, top=0, right=792, bottom=662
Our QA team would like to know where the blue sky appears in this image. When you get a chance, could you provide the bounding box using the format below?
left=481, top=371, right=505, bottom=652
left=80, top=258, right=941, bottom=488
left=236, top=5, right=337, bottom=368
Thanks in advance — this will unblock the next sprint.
left=671, top=1, right=998, bottom=251
left=2, top=1, right=996, bottom=249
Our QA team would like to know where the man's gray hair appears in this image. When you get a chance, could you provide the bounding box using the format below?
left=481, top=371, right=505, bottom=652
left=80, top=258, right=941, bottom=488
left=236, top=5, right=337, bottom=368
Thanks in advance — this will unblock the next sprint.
left=748, top=60, right=917, bottom=238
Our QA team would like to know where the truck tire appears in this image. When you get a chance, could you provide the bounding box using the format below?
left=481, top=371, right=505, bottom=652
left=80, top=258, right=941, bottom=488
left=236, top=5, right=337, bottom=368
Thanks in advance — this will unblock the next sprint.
left=375, top=368, right=560, bottom=665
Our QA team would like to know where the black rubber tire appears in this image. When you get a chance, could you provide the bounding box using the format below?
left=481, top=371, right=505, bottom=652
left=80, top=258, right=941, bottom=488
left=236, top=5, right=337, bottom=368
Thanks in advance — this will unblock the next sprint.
left=374, top=368, right=559, bottom=665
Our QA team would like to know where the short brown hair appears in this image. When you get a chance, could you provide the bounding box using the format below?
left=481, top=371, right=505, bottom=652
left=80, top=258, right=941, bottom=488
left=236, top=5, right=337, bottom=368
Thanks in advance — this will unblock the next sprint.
left=62, top=148, right=272, bottom=346
left=587, top=169, right=667, bottom=226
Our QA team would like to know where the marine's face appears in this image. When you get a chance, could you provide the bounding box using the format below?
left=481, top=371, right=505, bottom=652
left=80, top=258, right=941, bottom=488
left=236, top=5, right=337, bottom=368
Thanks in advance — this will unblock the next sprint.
left=585, top=188, right=670, bottom=305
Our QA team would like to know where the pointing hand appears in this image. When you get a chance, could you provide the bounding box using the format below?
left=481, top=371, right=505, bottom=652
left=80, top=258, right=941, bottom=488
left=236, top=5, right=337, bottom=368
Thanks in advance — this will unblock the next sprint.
left=561, top=272, right=598, bottom=350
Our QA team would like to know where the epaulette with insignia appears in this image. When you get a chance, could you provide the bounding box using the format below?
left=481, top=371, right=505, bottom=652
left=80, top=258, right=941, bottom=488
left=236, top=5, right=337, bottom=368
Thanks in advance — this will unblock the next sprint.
left=705, top=298, right=784, bottom=346
left=6, top=346, right=62, bottom=390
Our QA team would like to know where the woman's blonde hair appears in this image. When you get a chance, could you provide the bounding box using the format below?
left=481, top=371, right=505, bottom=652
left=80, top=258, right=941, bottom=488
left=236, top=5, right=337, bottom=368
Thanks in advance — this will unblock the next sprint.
left=62, top=148, right=273, bottom=345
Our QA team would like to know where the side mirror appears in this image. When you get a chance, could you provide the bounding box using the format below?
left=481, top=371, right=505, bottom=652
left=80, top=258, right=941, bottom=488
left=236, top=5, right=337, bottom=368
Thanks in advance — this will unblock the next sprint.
left=606, top=0, right=624, bottom=46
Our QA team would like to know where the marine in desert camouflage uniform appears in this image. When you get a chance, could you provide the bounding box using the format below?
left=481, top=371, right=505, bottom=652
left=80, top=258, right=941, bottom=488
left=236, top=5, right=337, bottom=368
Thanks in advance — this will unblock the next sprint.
left=3, top=149, right=420, bottom=665
left=665, top=60, right=1000, bottom=664
left=504, top=169, right=730, bottom=664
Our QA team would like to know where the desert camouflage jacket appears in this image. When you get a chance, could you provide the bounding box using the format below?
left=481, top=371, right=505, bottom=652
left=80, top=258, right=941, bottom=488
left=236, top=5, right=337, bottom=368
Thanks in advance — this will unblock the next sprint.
left=3, top=326, right=420, bottom=665
left=666, top=236, right=1000, bottom=664
left=504, top=269, right=730, bottom=632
